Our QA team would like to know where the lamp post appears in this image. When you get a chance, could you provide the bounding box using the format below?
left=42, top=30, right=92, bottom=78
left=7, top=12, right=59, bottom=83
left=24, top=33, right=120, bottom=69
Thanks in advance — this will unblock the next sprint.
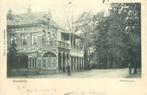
left=63, top=0, right=74, bottom=70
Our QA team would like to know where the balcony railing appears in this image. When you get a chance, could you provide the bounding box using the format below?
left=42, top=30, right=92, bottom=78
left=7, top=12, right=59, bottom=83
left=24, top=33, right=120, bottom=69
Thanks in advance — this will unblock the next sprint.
left=42, top=41, right=84, bottom=52
left=42, top=40, right=70, bottom=49
left=71, top=45, right=84, bottom=53
left=15, top=40, right=84, bottom=53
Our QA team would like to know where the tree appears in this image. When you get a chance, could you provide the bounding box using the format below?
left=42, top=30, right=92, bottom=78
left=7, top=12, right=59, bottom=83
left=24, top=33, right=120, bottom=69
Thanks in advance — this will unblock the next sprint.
left=7, top=40, right=18, bottom=76
left=74, top=3, right=141, bottom=70
left=110, top=3, right=141, bottom=73
left=74, top=11, right=105, bottom=69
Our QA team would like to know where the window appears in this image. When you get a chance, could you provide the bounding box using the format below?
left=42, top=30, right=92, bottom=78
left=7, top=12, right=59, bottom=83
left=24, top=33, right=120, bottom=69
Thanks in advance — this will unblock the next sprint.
left=13, top=28, right=16, bottom=31
left=25, top=27, right=30, bottom=30
left=47, top=33, right=50, bottom=41
left=16, top=28, right=20, bottom=31
left=21, top=28, right=24, bottom=31
left=42, top=29, right=46, bottom=32
left=38, top=59, right=41, bottom=68
left=32, top=35, right=37, bottom=45
left=45, top=32, right=50, bottom=42
left=10, top=36, right=17, bottom=45
left=21, top=35, right=27, bottom=45
left=43, top=59, right=46, bottom=67
left=11, top=29, right=14, bottom=31
left=51, top=32, right=55, bottom=40
left=42, top=37, right=45, bottom=45
left=15, top=28, right=18, bottom=31
left=33, top=27, right=37, bottom=30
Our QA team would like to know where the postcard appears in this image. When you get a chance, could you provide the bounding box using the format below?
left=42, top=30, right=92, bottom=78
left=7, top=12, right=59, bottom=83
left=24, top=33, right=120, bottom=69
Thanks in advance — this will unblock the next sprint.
left=0, top=0, right=147, bottom=95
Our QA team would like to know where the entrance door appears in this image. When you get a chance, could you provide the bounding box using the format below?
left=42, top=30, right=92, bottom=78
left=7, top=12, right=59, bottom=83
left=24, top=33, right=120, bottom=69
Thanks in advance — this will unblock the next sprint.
left=42, top=51, right=57, bottom=69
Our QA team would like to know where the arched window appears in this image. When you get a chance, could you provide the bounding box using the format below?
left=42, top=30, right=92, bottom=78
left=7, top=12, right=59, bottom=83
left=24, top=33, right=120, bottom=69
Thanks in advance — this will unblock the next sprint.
left=43, top=52, right=56, bottom=57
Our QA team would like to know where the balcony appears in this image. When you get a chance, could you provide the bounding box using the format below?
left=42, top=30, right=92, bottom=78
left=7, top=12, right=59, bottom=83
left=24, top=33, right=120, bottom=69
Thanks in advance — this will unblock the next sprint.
left=42, top=40, right=70, bottom=49
left=14, top=40, right=84, bottom=54
left=70, top=44, right=84, bottom=57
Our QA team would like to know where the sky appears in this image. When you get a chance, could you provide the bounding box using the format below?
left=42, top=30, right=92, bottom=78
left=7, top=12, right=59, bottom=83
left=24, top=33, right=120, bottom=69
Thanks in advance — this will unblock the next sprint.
left=4, top=0, right=110, bottom=28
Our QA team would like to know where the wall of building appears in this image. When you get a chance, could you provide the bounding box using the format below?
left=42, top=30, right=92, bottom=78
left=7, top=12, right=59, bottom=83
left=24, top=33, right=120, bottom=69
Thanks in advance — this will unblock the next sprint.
left=7, top=11, right=86, bottom=76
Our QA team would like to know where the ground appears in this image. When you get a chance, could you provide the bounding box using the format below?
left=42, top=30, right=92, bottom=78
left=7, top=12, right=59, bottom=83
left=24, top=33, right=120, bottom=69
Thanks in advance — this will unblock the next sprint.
left=25, top=68, right=141, bottom=78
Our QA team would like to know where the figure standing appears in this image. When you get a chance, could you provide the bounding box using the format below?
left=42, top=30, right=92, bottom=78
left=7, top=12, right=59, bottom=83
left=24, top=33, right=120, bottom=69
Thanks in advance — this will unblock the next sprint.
left=129, top=63, right=132, bottom=74
left=67, top=64, right=71, bottom=76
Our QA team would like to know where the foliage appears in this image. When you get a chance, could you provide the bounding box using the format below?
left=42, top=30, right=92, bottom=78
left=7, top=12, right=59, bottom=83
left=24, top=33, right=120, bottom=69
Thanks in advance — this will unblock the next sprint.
left=74, top=3, right=141, bottom=69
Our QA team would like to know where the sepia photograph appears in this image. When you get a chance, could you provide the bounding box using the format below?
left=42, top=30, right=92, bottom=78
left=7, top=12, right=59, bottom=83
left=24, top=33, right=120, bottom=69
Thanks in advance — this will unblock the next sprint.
left=6, top=1, right=141, bottom=78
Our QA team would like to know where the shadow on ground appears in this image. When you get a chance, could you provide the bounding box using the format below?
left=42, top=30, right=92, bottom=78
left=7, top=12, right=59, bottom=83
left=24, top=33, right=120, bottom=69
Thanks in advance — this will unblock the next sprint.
left=126, top=73, right=141, bottom=78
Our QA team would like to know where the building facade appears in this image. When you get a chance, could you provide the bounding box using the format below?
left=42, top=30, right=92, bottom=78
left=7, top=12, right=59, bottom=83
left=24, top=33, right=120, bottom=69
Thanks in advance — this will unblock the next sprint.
left=7, top=8, right=85, bottom=76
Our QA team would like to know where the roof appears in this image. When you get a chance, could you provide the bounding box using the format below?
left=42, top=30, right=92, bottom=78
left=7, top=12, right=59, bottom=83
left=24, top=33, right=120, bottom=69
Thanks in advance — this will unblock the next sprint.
left=7, top=11, right=61, bottom=29
left=61, top=30, right=84, bottom=39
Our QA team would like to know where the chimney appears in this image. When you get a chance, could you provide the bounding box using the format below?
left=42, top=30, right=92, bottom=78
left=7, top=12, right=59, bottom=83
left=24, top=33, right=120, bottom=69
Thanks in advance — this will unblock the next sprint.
left=7, top=9, right=13, bottom=20
left=8, top=9, right=12, bottom=14
left=27, top=6, right=32, bottom=14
